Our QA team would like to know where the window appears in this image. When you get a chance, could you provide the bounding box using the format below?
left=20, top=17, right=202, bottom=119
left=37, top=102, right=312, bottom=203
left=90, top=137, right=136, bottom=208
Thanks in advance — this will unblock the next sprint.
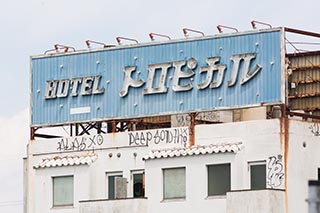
left=250, top=162, right=266, bottom=190
left=163, top=167, right=186, bottom=200
left=132, top=171, right=145, bottom=198
left=207, top=164, right=230, bottom=196
left=107, top=172, right=123, bottom=199
left=52, top=176, right=74, bottom=207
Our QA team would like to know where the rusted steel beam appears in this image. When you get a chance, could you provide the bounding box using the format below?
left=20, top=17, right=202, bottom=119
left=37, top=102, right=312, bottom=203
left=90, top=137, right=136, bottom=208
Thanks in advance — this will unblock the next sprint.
left=290, top=79, right=320, bottom=84
left=287, top=111, right=320, bottom=120
left=288, top=93, right=320, bottom=99
left=70, top=124, right=73, bottom=136
left=95, top=122, right=105, bottom=134
left=285, top=27, right=320, bottom=38
left=79, top=123, right=90, bottom=135
left=291, top=64, right=320, bottom=71
left=286, top=50, right=320, bottom=57
left=30, top=127, right=35, bottom=140
left=188, top=113, right=197, bottom=147
left=112, top=121, right=117, bottom=133
left=289, top=106, right=320, bottom=111
left=75, top=124, right=79, bottom=136
left=116, top=122, right=127, bottom=132
left=34, top=133, right=62, bottom=139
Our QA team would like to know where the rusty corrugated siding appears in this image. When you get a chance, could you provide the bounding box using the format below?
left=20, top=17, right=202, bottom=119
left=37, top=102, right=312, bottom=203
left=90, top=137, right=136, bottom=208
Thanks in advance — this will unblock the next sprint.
left=288, top=52, right=320, bottom=111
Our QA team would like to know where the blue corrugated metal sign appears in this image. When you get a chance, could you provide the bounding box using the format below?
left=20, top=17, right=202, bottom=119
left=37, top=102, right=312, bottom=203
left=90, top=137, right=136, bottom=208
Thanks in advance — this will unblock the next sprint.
left=31, top=28, right=284, bottom=126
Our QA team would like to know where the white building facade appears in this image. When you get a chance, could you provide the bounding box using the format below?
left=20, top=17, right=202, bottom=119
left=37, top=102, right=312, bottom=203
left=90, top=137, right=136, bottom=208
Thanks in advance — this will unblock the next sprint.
left=24, top=117, right=320, bottom=213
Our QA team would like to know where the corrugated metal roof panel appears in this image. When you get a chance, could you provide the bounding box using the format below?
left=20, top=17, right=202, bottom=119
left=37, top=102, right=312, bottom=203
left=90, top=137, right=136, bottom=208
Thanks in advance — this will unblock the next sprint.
left=31, top=29, right=284, bottom=126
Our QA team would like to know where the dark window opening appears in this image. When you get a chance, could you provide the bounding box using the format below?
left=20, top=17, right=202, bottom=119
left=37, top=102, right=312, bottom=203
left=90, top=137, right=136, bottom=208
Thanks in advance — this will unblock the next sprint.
left=133, top=173, right=145, bottom=198
left=208, top=164, right=231, bottom=196
left=250, top=164, right=266, bottom=190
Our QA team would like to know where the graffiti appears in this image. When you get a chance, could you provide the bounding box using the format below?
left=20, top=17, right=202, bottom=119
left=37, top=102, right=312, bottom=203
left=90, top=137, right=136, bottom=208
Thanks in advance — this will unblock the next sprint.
left=309, top=123, right=320, bottom=136
left=267, top=155, right=284, bottom=188
left=57, top=134, right=104, bottom=151
left=128, top=128, right=188, bottom=146
left=174, top=112, right=220, bottom=126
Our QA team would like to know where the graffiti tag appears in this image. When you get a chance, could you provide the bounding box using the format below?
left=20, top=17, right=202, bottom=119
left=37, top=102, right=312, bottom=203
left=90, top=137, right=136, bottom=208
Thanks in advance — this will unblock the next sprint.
left=128, top=128, right=188, bottom=146
left=267, top=155, right=284, bottom=188
left=309, top=123, right=320, bottom=136
left=57, top=135, right=104, bottom=152
left=174, top=112, right=219, bottom=127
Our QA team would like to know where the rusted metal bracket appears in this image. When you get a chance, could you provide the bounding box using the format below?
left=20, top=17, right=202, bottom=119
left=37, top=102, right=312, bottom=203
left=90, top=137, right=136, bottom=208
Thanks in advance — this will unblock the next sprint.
left=182, top=28, right=205, bottom=37
left=149, top=33, right=171, bottom=41
left=216, top=25, right=238, bottom=33
left=85, top=40, right=115, bottom=48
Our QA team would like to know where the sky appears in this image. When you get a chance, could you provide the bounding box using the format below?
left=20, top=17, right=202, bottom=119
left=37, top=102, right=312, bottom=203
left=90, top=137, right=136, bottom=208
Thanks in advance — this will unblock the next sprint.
left=0, top=0, right=320, bottom=212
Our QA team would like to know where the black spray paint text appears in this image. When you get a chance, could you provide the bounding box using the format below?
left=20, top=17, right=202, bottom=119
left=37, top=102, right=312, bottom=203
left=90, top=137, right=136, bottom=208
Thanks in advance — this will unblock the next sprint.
left=267, top=155, right=284, bottom=188
left=128, top=128, right=188, bottom=146
left=57, top=135, right=104, bottom=151
left=309, top=123, right=320, bottom=136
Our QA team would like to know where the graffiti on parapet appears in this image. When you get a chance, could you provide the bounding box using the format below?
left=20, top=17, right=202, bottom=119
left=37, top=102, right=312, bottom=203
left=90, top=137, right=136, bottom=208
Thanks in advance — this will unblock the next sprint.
left=267, top=155, right=284, bottom=188
left=174, top=112, right=219, bottom=126
left=309, top=123, right=320, bottom=136
left=128, top=128, right=188, bottom=146
left=57, top=134, right=104, bottom=152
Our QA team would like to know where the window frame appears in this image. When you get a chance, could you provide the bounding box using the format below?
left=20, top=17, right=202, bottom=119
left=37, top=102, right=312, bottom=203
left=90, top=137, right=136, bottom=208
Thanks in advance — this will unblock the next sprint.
left=249, top=161, right=266, bottom=190
left=106, top=171, right=123, bottom=199
left=52, top=175, right=74, bottom=207
left=131, top=170, right=145, bottom=198
left=207, top=163, right=231, bottom=197
left=162, top=167, right=186, bottom=201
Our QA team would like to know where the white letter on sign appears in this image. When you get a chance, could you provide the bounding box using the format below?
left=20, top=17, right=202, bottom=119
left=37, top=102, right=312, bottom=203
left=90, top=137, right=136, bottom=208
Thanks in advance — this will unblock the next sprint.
left=81, top=76, right=94, bottom=95
left=44, top=80, right=58, bottom=99
left=172, top=58, right=196, bottom=92
left=92, top=75, right=105, bottom=94
left=70, top=78, right=82, bottom=97
left=143, top=62, right=171, bottom=95
left=198, top=57, right=226, bottom=89
left=228, top=53, right=262, bottom=87
left=56, top=79, right=70, bottom=98
left=119, top=66, right=145, bottom=97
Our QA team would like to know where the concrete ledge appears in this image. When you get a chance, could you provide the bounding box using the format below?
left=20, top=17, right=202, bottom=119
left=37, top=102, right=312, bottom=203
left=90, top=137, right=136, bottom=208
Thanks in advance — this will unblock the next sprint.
left=226, top=189, right=285, bottom=213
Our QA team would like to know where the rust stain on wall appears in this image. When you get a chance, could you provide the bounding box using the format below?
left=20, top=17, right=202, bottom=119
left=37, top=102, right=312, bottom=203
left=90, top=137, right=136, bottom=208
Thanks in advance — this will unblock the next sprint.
left=280, top=115, right=289, bottom=213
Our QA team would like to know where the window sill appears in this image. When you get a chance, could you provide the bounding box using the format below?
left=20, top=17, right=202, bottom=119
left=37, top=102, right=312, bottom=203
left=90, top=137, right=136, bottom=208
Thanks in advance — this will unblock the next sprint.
left=205, top=195, right=227, bottom=200
left=51, top=205, right=74, bottom=209
left=161, top=198, right=186, bottom=203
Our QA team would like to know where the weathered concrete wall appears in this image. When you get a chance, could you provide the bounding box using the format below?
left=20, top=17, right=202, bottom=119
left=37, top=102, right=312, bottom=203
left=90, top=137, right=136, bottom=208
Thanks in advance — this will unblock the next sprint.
left=79, top=198, right=147, bottom=213
left=286, top=120, right=320, bottom=213
left=226, top=189, right=285, bottom=213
